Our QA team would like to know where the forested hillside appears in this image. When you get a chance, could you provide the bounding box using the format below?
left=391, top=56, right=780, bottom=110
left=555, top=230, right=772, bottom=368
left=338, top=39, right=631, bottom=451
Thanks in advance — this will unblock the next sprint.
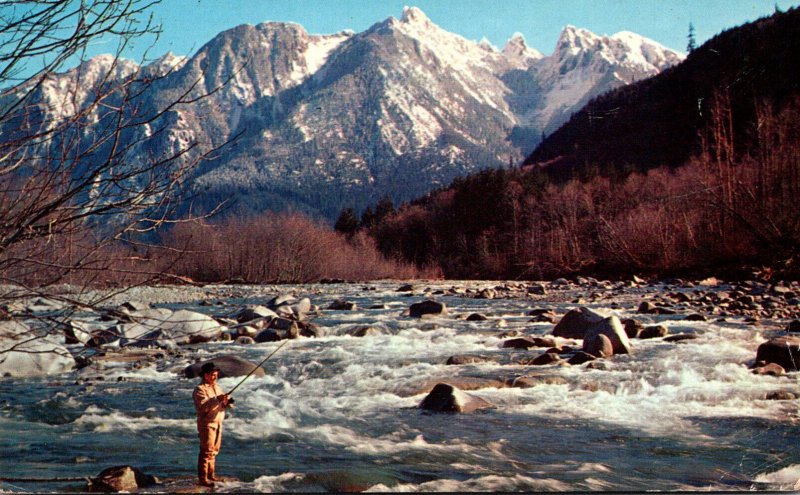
left=524, top=6, right=800, bottom=178
left=362, top=7, right=800, bottom=280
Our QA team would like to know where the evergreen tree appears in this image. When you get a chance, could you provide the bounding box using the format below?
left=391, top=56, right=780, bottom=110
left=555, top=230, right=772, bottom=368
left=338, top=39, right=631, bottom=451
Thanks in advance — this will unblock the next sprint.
left=687, top=22, right=697, bottom=53
left=374, top=196, right=396, bottom=223
left=360, top=206, right=376, bottom=229
left=334, top=207, right=359, bottom=237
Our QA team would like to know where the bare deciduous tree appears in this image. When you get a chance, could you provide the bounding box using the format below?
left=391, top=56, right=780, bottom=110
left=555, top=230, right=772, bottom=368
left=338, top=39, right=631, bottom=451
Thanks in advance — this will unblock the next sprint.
left=0, top=1, right=229, bottom=359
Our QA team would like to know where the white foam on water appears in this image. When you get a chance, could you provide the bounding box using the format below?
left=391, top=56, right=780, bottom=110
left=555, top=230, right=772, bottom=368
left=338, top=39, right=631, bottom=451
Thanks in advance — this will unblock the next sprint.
left=364, top=474, right=571, bottom=492
left=120, top=365, right=178, bottom=382
left=754, top=463, right=800, bottom=487
left=575, top=462, right=613, bottom=473
left=74, top=409, right=194, bottom=433
left=302, top=425, right=477, bottom=457
left=251, top=472, right=306, bottom=492
left=480, top=350, right=796, bottom=440
left=342, top=326, right=500, bottom=362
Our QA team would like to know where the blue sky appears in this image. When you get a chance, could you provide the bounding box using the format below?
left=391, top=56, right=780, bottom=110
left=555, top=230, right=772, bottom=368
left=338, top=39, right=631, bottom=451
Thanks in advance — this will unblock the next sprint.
left=106, top=0, right=799, bottom=63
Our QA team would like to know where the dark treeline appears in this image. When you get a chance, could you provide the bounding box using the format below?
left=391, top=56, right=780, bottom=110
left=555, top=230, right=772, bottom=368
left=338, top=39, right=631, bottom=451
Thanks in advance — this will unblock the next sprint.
left=359, top=93, right=800, bottom=280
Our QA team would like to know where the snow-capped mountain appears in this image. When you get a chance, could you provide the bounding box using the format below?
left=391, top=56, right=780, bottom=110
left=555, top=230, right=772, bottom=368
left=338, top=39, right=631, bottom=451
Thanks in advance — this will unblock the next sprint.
left=1, top=6, right=683, bottom=219
left=524, top=25, right=684, bottom=135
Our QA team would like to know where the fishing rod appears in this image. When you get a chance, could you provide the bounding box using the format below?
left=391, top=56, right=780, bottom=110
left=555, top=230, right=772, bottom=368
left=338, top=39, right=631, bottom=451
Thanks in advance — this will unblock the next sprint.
left=227, top=339, right=290, bottom=397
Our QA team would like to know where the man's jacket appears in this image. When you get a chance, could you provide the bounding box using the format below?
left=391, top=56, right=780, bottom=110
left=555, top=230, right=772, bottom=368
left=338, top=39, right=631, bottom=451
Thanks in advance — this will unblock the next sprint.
left=193, top=382, right=227, bottom=427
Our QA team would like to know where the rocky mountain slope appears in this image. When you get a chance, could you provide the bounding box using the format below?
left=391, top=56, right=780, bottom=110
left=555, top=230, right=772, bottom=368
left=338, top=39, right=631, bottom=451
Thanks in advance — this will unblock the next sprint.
left=1, top=6, right=682, bottom=219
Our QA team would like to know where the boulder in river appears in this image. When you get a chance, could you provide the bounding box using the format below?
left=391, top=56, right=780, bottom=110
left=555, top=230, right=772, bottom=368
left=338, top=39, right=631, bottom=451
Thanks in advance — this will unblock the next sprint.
left=664, top=333, right=699, bottom=343
left=466, top=313, right=488, bottom=321
left=501, top=337, right=538, bottom=349
left=751, top=362, right=785, bottom=376
left=639, top=325, right=669, bottom=339
left=88, top=465, right=158, bottom=493
left=552, top=307, right=606, bottom=339
left=409, top=300, right=447, bottom=318
left=328, top=300, right=358, bottom=311
left=583, top=333, right=613, bottom=357
left=755, top=336, right=800, bottom=372
left=446, top=355, right=492, bottom=365
left=567, top=351, right=597, bottom=365
left=349, top=326, right=382, bottom=337
left=622, top=318, right=643, bottom=338
left=298, top=320, right=324, bottom=338
left=120, top=309, right=224, bottom=346
left=233, top=305, right=277, bottom=324
left=267, top=294, right=313, bottom=319
left=123, top=328, right=178, bottom=350
left=583, top=316, right=632, bottom=355
left=522, top=352, right=563, bottom=366
left=0, top=320, right=75, bottom=377
left=164, top=310, right=225, bottom=344
left=255, top=329, right=282, bottom=343
left=418, top=383, right=493, bottom=413
left=184, top=354, right=266, bottom=379
left=65, top=320, right=104, bottom=345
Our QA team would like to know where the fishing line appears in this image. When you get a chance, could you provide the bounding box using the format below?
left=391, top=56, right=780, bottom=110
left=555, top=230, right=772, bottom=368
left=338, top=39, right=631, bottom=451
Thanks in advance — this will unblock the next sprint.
left=227, top=339, right=290, bottom=397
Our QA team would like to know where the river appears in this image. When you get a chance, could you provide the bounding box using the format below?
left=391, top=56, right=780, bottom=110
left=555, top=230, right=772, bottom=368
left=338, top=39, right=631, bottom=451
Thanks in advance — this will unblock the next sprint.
left=1, top=280, right=799, bottom=492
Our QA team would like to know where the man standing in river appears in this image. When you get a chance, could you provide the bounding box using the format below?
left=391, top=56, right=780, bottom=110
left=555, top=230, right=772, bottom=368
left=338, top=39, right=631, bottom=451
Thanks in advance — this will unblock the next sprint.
left=193, top=362, right=233, bottom=487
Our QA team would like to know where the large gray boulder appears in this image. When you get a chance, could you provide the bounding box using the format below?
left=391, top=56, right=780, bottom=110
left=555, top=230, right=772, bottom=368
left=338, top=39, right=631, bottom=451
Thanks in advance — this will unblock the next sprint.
left=289, top=298, right=313, bottom=318
left=409, top=300, right=447, bottom=318
left=418, top=383, right=493, bottom=413
left=639, top=325, right=669, bottom=339
left=233, top=305, right=278, bottom=324
left=349, top=326, right=382, bottom=337
left=583, top=316, right=632, bottom=355
left=267, top=294, right=314, bottom=319
left=116, top=308, right=174, bottom=341
left=65, top=320, right=108, bottom=345
left=552, top=307, right=607, bottom=339
left=0, top=320, right=75, bottom=377
left=162, top=309, right=225, bottom=344
left=184, top=354, right=266, bottom=379
left=121, top=309, right=224, bottom=346
left=268, top=294, right=297, bottom=308
left=583, top=333, right=614, bottom=357
left=122, top=329, right=178, bottom=350
left=88, top=465, right=158, bottom=493
left=756, top=336, right=800, bottom=371
left=86, top=326, right=124, bottom=348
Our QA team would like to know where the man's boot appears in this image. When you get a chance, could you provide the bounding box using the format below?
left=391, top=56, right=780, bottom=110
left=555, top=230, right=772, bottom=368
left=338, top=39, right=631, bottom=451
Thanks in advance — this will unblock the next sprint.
left=198, top=454, right=215, bottom=487
left=209, top=460, right=219, bottom=482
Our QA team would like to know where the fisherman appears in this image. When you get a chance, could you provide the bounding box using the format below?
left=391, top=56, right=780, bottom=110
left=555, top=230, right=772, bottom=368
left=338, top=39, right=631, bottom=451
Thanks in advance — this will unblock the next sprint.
left=193, top=362, right=233, bottom=487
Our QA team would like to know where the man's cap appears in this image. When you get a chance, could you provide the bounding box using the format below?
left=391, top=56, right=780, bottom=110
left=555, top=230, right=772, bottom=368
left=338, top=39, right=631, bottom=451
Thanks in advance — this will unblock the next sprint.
left=201, top=362, right=220, bottom=375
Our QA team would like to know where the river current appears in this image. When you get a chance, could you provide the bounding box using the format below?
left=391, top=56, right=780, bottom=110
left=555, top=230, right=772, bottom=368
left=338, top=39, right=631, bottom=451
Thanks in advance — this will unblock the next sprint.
left=1, top=281, right=799, bottom=492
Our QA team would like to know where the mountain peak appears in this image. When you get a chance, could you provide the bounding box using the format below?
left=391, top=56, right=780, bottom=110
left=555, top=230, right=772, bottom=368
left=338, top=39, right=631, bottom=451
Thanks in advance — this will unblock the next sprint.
left=556, top=25, right=600, bottom=52
left=401, top=6, right=431, bottom=25
left=610, top=30, right=672, bottom=53
left=503, top=32, right=543, bottom=62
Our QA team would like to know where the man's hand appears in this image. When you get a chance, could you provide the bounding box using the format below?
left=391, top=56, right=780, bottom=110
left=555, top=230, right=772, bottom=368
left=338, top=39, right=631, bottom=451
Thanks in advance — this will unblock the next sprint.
left=220, top=394, right=234, bottom=408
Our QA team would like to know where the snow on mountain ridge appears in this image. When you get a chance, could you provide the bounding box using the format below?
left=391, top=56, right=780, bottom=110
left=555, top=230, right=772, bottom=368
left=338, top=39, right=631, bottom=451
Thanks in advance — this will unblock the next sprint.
left=289, top=30, right=351, bottom=85
left=5, top=6, right=684, bottom=219
left=503, top=33, right=544, bottom=66
left=523, top=23, right=683, bottom=134
left=609, top=30, right=683, bottom=71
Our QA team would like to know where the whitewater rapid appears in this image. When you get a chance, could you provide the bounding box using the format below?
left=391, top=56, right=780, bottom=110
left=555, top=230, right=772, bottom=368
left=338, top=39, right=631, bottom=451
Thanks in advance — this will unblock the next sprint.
left=1, top=280, right=799, bottom=492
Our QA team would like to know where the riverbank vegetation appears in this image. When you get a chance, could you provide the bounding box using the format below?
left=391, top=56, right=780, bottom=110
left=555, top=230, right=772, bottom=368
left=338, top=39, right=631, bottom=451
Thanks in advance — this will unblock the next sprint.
left=358, top=94, right=800, bottom=281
